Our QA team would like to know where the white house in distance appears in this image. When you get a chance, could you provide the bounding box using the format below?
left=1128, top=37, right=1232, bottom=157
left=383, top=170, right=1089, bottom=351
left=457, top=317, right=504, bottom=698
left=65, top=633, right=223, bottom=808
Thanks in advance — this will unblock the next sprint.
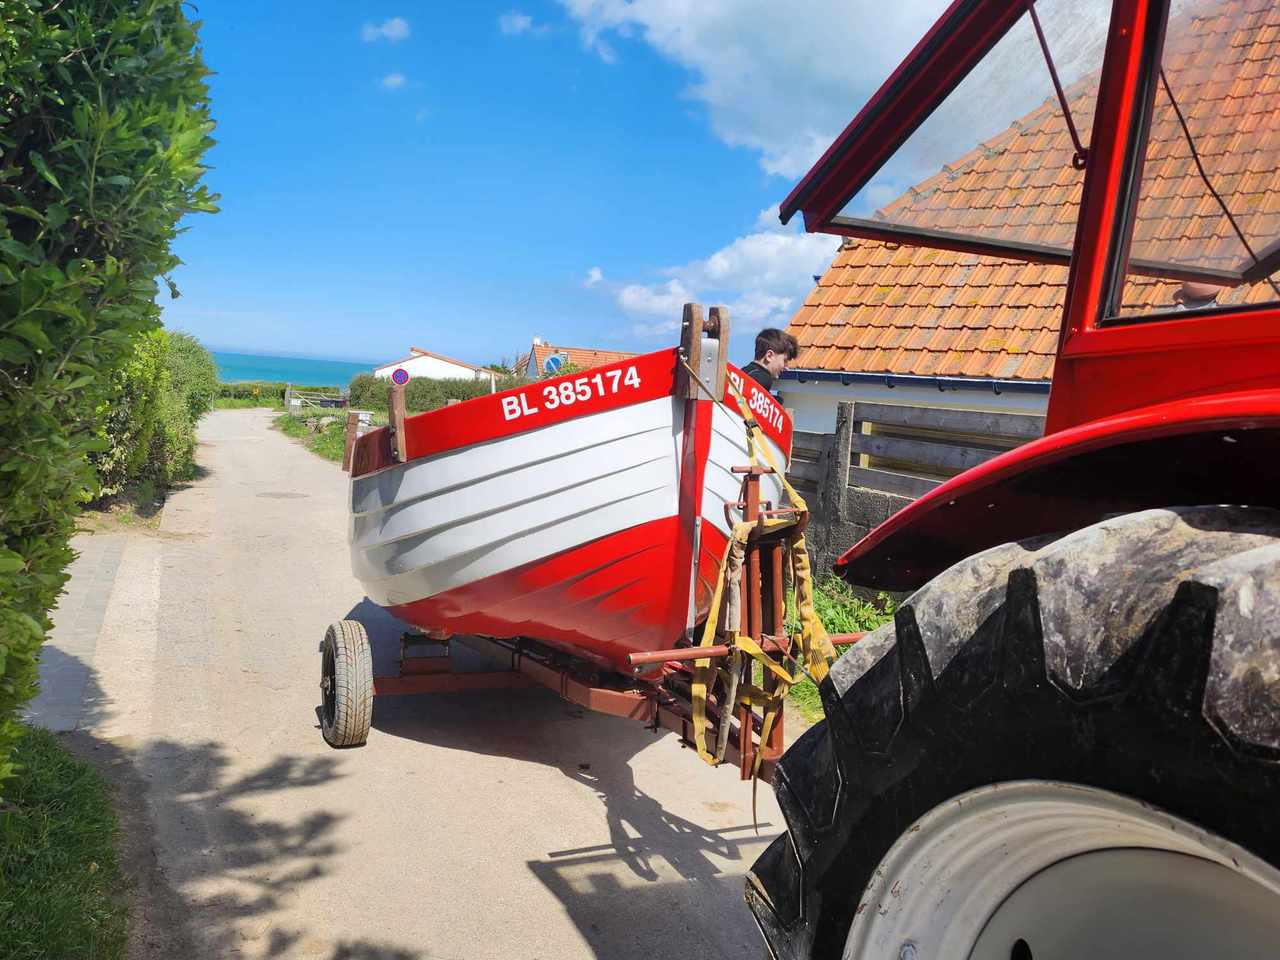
left=373, top=347, right=498, bottom=390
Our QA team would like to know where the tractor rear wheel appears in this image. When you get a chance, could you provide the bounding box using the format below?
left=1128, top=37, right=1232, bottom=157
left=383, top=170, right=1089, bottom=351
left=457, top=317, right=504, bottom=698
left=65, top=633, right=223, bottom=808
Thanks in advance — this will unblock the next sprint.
left=320, top=619, right=373, bottom=747
left=747, top=506, right=1280, bottom=959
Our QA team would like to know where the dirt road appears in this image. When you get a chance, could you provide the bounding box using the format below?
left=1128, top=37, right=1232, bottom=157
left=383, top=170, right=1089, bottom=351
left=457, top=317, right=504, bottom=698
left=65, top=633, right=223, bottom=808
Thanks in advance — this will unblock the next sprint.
left=29, top=408, right=783, bottom=960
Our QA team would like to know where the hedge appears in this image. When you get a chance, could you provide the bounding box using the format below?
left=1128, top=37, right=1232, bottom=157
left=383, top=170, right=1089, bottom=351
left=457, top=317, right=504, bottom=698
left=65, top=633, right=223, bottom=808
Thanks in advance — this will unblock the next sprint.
left=0, top=2, right=216, bottom=790
left=218, top=380, right=340, bottom=401
left=347, top=372, right=525, bottom=414
left=92, top=328, right=168, bottom=498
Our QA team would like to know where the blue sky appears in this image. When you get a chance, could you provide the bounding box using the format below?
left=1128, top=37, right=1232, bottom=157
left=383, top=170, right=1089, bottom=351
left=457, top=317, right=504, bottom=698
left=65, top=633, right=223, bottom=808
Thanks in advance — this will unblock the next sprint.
left=164, top=2, right=947, bottom=366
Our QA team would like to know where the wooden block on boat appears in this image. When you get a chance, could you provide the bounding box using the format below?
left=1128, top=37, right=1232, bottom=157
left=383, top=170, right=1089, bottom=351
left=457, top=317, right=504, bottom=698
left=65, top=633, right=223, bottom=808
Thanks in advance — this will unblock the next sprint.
left=709, top=305, right=730, bottom=397
left=678, top=302, right=705, bottom=400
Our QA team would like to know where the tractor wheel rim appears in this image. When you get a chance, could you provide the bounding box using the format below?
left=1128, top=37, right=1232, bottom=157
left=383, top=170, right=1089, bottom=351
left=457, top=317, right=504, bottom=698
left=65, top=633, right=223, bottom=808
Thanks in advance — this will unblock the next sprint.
left=842, top=780, right=1280, bottom=960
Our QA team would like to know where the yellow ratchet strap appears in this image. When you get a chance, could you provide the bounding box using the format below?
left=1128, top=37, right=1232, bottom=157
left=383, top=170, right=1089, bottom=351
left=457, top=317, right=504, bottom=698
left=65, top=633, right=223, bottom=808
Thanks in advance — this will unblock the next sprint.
left=689, top=373, right=837, bottom=776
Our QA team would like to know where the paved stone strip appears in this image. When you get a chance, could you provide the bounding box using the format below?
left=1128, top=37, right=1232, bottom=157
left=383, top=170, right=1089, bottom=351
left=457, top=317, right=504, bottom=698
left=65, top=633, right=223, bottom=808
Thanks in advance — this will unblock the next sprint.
left=27, top=533, right=127, bottom=732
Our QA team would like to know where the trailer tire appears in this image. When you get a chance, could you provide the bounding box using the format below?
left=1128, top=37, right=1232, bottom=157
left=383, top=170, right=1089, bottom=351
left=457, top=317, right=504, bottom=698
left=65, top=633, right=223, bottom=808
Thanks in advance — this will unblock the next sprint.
left=320, top=619, right=373, bottom=747
left=747, top=506, right=1280, bottom=959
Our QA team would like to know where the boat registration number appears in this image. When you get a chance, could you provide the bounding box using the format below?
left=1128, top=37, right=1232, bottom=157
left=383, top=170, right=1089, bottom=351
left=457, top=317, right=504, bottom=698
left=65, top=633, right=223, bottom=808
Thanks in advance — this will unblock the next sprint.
left=727, top=370, right=786, bottom=434
left=501, top=365, right=643, bottom=421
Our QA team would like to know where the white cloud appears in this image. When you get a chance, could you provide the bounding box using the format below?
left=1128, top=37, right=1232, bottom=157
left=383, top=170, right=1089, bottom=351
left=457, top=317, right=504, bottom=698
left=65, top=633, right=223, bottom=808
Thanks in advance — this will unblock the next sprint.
left=362, top=17, right=410, bottom=43
left=557, top=0, right=1110, bottom=182
left=618, top=278, right=693, bottom=321
left=557, top=0, right=940, bottom=177
left=583, top=266, right=604, bottom=287
left=612, top=216, right=837, bottom=336
left=499, top=10, right=551, bottom=35
left=381, top=73, right=407, bottom=91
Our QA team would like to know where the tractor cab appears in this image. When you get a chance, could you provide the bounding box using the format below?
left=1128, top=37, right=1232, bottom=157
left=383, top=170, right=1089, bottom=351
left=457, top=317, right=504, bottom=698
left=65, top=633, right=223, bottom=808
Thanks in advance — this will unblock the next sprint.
left=781, top=0, right=1280, bottom=589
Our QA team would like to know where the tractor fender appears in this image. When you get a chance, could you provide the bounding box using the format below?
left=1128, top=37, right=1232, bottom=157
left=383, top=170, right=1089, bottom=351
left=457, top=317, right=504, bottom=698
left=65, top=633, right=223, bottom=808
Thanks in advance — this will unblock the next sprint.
left=835, top=388, right=1280, bottom=591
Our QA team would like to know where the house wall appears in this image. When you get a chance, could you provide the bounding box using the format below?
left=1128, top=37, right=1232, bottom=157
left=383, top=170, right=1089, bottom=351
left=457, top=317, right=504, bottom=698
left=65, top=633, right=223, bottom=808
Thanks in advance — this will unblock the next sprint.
left=375, top=354, right=494, bottom=385
left=777, top=377, right=1049, bottom=434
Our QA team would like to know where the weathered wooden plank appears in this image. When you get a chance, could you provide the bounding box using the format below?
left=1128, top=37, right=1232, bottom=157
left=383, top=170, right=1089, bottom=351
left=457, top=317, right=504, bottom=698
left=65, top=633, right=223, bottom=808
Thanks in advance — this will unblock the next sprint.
left=849, top=465, right=941, bottom=499
left=786, top=460, right=823, bottom=484
left=792, top=430, right=831, bottom=456
left=852, top=401, right=1044, bottom=440
left=851, top=433, right=1003, bottom=472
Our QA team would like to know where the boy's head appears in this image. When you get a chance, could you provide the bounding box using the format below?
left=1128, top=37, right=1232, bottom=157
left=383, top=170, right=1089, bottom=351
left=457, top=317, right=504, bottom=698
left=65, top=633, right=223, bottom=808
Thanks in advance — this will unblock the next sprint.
left=754, top=328, right=799, bottom=377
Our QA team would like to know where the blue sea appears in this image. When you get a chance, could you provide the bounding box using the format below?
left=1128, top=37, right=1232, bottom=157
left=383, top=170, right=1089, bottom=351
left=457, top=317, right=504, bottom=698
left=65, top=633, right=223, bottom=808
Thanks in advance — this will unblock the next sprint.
left=213, top=351, right=374, bottom=388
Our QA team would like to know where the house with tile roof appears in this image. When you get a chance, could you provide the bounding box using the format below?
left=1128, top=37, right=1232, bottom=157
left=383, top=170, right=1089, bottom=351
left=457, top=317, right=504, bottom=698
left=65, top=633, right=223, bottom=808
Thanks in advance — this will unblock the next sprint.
left=778, top=0, right=1280, bottom=434
left=374, top=347, right=499, bottom=390
left=515, top=338, right=639, bottom=379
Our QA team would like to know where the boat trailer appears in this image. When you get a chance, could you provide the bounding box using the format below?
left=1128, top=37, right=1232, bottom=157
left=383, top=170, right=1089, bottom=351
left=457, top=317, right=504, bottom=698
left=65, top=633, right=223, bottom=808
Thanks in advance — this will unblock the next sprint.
left=356, top=464, right=859, bottom=782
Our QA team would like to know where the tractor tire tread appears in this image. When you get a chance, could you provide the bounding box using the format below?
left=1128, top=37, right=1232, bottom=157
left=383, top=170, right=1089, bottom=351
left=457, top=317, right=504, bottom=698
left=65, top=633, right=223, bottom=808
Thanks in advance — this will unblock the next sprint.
left=747, top=506, right=1280, bottom=959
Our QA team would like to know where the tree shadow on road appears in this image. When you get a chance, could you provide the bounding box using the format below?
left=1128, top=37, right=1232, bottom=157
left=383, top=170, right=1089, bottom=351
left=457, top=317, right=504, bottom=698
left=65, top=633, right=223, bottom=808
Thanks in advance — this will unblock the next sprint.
left=342, top=598, right=775, bottom=960
left=41, top=651, right=428, bottom=960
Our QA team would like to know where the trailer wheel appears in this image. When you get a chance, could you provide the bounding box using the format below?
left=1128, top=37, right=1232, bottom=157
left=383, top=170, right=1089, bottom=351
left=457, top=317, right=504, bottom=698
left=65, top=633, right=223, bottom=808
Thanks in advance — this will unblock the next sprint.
left=747, top=506, right=1280, bottom=959
left=320, top=620, right=373, bottom=747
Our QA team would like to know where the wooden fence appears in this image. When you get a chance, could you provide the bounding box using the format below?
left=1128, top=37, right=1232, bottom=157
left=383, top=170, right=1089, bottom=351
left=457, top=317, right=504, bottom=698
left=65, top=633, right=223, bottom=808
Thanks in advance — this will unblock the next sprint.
left=284, top=384, right=347, bottom=414
left=787, top=400, right=1045, bottom=571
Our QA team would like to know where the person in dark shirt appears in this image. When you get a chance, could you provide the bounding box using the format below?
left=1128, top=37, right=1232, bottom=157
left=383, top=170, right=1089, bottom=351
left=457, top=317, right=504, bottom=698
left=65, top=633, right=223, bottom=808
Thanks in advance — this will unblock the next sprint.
left=741, top=328, right=799, bottom=393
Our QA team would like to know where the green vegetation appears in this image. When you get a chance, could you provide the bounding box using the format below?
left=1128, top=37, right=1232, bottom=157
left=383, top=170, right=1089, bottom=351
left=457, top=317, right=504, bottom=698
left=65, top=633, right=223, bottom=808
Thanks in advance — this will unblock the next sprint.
left=213, top=394, right=283, bottom=410
left=216, top=380, right=339, bottom=407
left=93, top=331, right=216, bottom=497
left=275, top=413, right=349, bottom=462
left=0, top=727, right=127, bottom=960
left=347, top=372, right=523, bottom=414
left=784, top=578, right=897, bottom=723
left=0, top=0, right=217, bottom=789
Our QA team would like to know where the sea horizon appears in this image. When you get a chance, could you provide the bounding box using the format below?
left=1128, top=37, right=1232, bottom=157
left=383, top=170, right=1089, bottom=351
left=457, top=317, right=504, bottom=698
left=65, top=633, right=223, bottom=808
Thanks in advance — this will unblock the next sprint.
left=213, top=349, right=375, bottom=388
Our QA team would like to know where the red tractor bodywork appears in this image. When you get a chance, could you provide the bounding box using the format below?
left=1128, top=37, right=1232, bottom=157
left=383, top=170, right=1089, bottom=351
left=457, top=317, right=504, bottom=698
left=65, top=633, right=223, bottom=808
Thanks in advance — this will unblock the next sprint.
left=782, top=0, right=1280, bottom=591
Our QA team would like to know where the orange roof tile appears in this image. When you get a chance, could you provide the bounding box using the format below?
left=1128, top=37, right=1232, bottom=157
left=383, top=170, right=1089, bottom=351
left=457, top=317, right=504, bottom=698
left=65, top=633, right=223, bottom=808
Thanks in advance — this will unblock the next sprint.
left=523, top=340, right=638, bottom=377
left=789, top=0, right=1279, bottom=381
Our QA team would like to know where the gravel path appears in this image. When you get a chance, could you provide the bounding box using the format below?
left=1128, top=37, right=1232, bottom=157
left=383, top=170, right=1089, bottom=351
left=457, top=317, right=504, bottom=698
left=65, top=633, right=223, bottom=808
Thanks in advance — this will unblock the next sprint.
left=33, top=408, right=782, bottom=960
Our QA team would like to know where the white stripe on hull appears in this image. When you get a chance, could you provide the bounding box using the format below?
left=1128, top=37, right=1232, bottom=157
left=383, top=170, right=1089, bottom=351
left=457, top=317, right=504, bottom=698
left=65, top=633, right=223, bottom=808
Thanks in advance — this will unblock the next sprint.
left=351, top=397, right=682, bottom=607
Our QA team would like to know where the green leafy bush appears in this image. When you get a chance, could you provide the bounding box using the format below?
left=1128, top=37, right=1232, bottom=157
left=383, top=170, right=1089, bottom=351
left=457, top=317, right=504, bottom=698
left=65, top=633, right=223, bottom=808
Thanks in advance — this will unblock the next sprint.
left=347, top=372, right=523, bottom=413
left=0, top=1, right=216, bottom=790
left=165, top=331, right=218, bottom=424
left=93, top=328, right=168, bottom=498
left=93, top=330, right=216, bottom=494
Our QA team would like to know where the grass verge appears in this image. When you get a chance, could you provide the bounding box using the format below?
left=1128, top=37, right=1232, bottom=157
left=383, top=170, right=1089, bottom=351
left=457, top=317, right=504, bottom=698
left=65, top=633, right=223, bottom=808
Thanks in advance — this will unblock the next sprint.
left=274, top=413, right=347, bottom=462
left=0, top=726, right=127, bottom=960
left=213, top=396, right=283, bottom=410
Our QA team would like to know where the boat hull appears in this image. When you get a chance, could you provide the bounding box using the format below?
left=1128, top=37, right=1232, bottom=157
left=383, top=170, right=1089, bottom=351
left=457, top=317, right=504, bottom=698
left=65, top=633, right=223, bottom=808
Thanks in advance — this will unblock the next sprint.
left=349, top=349, right=790, bottom=672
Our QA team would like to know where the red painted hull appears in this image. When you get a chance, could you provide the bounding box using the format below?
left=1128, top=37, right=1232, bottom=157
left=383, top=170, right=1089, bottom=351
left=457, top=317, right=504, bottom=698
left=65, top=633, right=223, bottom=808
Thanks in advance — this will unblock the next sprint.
left=388, top=517, right=732, bottom=670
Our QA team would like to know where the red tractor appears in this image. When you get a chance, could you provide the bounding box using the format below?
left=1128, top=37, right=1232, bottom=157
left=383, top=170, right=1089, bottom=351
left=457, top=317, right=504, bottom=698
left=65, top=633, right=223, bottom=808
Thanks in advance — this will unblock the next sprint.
left=746, top=0, right=1280, bottom=957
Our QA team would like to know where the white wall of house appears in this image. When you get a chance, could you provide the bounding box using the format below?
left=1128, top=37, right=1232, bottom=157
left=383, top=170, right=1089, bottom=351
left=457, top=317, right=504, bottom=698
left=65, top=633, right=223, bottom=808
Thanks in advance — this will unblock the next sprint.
left=777, top=376, right=1050, bottom=434
left=374, top=353, right=496, bottom=388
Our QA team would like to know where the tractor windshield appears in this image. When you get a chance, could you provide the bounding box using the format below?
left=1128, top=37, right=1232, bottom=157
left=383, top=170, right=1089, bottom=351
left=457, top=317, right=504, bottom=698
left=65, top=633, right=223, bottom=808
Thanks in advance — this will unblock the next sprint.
left=1112, top=0, right=1280, bottom=318
left=836, top=0, right=1108, bottom=267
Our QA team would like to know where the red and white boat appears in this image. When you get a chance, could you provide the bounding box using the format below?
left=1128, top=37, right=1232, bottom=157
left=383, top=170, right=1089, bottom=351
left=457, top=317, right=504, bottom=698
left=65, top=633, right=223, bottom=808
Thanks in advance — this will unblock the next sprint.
left=347, top=323, right=792, bottom=673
